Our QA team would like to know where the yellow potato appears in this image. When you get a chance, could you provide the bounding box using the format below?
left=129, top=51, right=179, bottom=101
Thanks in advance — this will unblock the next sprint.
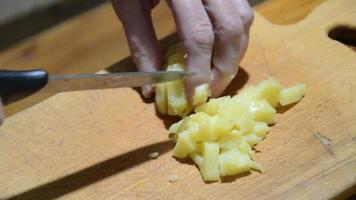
left=243, top=133, right=263, bottom=146
left=193, top=84, right=210, bottom=106
left=190, top=112, right=217, bottom=141
left=194, top=100, right=219, bottom=116
left=256, top=78, right=283, bottom=107
left=279, top=84, right=306, bottom=106
left=218, top=130, right=242, bottom=150
left=161, top=43, right=305, bottom=182
left=253, top=122, right=269, bottom=138
left=155, top=83, right=167, bottom=114
left=173, top=131, right=196, bottom=158
left=219, top=150, right=252, bottom=176
left=249, top=100, right=276, bottom=124
left=189, top=152, right=204, bottom=166
left=200, top=142, right=220, bottom=181
left=166, top=80, right=187, bottom=116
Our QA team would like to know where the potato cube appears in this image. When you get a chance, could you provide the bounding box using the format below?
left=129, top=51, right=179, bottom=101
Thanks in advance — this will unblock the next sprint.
left=155, top=83, right=167, bottom=115
left=189, top=153, right=204, bottom=166
left=190, top=112, right=217, bottom=141
left=212, top=115, right=234, bottom=138
left=195, top=98, right=219, bottom=116
left=219, top=150, right=252, bottom=176
left=219, top=101, right=252, bottom=124
left=239, top=140, right=254, bottom=155
left=279, top=84, right=306, bottom=106
left=169, top=120, right=183, bottom=134
left=193, top=84, right=210, bottom=106
left=256, top=78, right=283, bottom=107
left=254, top=122, right=269, bottom=138
left=218, top=130, right=242, bottom=150
left=248, top=100, right=276, bottom=124
left=235, top=116, right=254, bottom=134
left=200, top=142, right=220, bottom=181
left=173, top=131, right=196, bottom=158
left=233, top=86, right=257, bottom=102
left=243, top=133, right=263, bottom=146
left=166, top=80, right=188, bottom=116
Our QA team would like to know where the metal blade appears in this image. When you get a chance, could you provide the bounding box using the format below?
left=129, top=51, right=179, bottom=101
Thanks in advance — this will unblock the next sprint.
left=48, top=71, right=191, bottom=92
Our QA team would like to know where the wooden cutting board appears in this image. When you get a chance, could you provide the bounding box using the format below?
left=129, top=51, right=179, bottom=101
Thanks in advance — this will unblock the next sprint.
left=0, top=0, right=355, bottom=199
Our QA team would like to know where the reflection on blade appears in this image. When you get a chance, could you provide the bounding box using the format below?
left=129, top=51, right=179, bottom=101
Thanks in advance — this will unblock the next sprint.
left=49, top=71, right=192, bottom=92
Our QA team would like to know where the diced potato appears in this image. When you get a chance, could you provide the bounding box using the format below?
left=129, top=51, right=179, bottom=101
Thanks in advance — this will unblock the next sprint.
left=219, top=150, right=252, bottom=176
left=253, top=122, right=269, bottom=138
left=200, top=142, right=220, bottom=181
left=279, top=84, right=306, bottom=106
left=218, top=101, right=252, bottom=124
left=193, top=84, right=210, bottom=106
left=189, top=153, right=204, bottom=166
left=190, top=112, right=217, bottom=141
left=169, top=119, right=183, bottom=134
left=166, top=80, right=188, bottom=116
left=256, top=78, right=283, bottom=107
left=173, top=131, right=195, bottom=158
left=181, top=103, right=194, bottom=117
left=243, top=133, right=263, bottom=146
left=248, top=100, right=276, bottom=124
left=186, top=121, right=202, bottom=142
left=212, top=115, right=234, bottom=138
left=218, top=130, right=242, bottom=150
left=159, top=43, right=306, bottom=182
left=194, top=98, right=220, bottom=116
left=235, top=116, right=254, bottom=134
left=166, top=63, right=184, bottom=71
left=239, top=140, right=254, bottom=155
left=233, top=86, right=257, bottom=102
left=155, top=83, right=167, bottom=115
left=250, top=161, right=262, bottom=172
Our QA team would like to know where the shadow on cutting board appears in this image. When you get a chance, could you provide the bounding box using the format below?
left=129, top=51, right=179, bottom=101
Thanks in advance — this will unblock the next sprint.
left=6, top=140, right=173, bottom=200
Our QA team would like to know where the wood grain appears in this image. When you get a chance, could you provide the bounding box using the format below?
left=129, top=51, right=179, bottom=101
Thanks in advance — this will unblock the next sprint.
left=255, top=0, right=326, bottom=24
left=0, top=0, right=355, bottom=199
left=0, top=0, right=325, bottom=115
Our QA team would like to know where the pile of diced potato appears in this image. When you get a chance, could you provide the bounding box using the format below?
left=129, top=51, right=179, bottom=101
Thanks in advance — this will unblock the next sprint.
left=155, top=44, right=305, bottom=182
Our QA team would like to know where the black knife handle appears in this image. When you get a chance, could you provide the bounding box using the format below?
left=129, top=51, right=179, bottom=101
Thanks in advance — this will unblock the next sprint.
left=0, top=69, right=49, bottom=105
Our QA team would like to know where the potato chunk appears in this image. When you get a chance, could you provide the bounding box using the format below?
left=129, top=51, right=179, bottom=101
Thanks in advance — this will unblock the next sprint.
left=219, top=150, right=252, bottom=176
left=279, top=84, right=306, bottom=106
left=160, top=43, right=305, bottom=182
left=155, top=83, right=167, bottom=114
left=173, top=131, right=195, bottom=158
left=200, top=142, right=220, bottom=181
left=155, top=47, right=210, bottom=117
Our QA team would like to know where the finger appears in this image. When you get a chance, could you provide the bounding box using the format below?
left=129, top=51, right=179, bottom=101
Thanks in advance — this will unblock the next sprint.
left=167, top=0, right=214, bottom=102
left=112, top=0, right=162, bottom=98
left=234, top=0, right=254, bottom=31
left=204, top=0, right=254, bottom=97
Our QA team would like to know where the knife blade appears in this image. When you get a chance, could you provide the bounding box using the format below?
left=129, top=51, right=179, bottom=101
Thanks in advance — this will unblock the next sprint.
left=0, top=69, right=192, bottom=105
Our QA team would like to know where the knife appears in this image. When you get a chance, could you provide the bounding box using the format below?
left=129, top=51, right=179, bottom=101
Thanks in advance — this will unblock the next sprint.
left=0, top=69, right=191, bottom=105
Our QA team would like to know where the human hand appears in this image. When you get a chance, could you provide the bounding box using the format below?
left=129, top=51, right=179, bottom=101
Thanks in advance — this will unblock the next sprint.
left=112, top=0, right=254, bottom=100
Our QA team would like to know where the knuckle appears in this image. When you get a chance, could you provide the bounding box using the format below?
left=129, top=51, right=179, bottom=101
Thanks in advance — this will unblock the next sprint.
left=186, top=23, right=215, bottom=51
left=240, top=10, right=254, bottom=28
left=216, top=18, right=244, bottom=40
left=129, top=42, right=147, bottom=58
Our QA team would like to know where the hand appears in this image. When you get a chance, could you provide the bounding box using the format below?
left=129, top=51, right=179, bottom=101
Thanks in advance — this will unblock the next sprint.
left=112, top=0, right=254, bottom=100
